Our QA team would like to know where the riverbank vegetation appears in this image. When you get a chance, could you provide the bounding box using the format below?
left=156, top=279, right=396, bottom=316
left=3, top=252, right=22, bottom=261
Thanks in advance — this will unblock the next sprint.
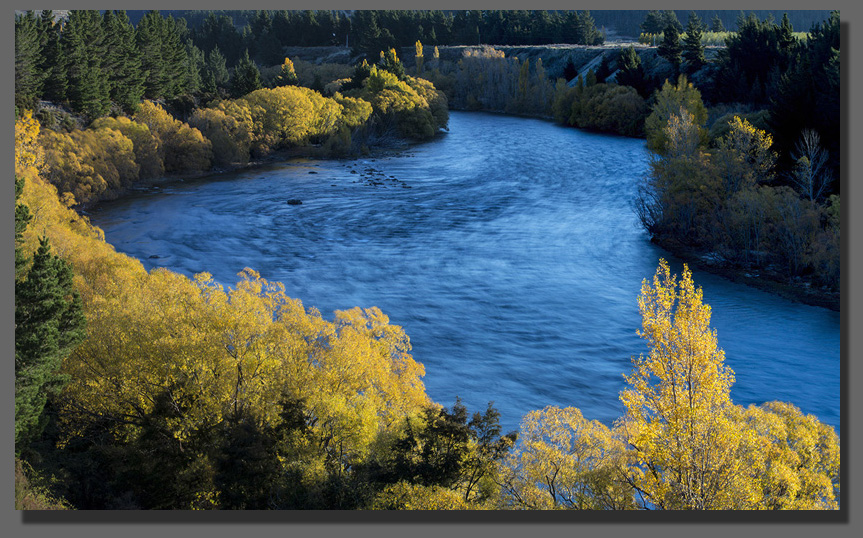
left=14, top=9, right=841, bottom=510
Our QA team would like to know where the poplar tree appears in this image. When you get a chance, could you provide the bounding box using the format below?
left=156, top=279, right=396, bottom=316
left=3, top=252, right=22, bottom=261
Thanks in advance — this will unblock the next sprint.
left=620, top=260, right=740, bottom=509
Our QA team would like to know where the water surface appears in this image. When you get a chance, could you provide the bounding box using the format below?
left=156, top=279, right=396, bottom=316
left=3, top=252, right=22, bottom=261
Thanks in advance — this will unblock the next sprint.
left=91, top=112, right=840, bottom=433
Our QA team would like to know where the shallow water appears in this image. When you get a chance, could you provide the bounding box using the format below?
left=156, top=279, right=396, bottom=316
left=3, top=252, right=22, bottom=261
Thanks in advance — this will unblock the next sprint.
left=91, top=111, right=841, bottom=433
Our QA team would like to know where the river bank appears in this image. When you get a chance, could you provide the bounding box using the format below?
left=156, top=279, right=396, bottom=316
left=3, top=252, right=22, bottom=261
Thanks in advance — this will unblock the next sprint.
left=655, top=237, right=840, bottom=312
left=78, top=133, right=430, bottom=212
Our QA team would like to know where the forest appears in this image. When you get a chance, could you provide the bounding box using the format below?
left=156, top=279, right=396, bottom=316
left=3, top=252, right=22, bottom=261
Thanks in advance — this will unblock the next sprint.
left=14, top=9, right=840, bottom=510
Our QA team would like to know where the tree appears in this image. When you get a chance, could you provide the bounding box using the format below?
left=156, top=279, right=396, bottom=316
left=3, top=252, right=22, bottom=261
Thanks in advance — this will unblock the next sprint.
left=788, top=129, right=833, bottom=201
left=15, top=12, right=44, bottom=110
left=712, top=115, right=777, bottom=196
left=15, top=178, right=32, bottom=281
left=682, top=12, right=706, bottom=74
left=657, top=22, right=682, bottom=78
left=101, top=10, right=145, bottom=113
left=16, top=231, right=87, bottom=448
left=618, top=260, right=744, bottom=509
left=38, top=12, right=67, bottom=103
left=497, top=406, right=633, bottom=510
left=230, top=50, right=262, bottom=98
left=272, top=57, right=298, bottom=87
left=644, top=75, right=708, bottom=156
left=136, top=11, right=191, bottom=100
left=710, top=14, right=725, bottom=33
left=616, top=45, right=651, bottom=97
left=62, top=10, right=111, bottom=119
left=641, top=10, right=682, bottom=34
left=378, top=48, right=406, bottom=80
left=414, top=40, right=424, bottom=75
left=202, top=47, right=230, bottom=96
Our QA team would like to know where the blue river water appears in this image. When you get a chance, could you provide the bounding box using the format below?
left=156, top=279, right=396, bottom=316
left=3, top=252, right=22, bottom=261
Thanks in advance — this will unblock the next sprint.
left=89, top=111, right=841, bottom=434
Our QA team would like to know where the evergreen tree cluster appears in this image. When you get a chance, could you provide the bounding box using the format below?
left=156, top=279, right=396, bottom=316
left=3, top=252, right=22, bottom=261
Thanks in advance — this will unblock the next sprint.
left=349, top=10, right=604, bottom=60
left=15, top=10, right=199, bottom=118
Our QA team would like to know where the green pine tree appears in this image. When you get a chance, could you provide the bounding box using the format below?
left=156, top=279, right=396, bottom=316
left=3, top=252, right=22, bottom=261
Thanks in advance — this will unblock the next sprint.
left=617, top=45, right=651, bottom=97
left=15, top=178, right=32, bottom=281
left=682, top=12, right=706, bottom=74
left=15, top=11, right=44, bottom=110
left=202, top=47, right=230, bottom=96
left=101, top=10, right=145, bottom=113
left=658, top=22, right=682, bottom=78
left=38, top=11, right=67, bottom=103
left=63, top=10, right=111, bottom=118
left=15, top=197, right=86, bottom=449
left=230, top=50, right=262, bottom=98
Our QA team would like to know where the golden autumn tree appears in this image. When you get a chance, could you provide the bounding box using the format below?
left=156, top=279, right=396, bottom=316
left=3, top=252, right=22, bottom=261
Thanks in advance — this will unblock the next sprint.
left=618, top=259, right=748, bottom=509
left=497, top=406, right=633, bottom=510
left=617, top=260, right=840, bottom=510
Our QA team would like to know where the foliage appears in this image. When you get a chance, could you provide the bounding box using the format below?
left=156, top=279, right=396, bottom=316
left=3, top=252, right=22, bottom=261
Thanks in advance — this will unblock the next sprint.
left=498, top=406, right=633, bottom=509
left=644, top=75, right=708, bottom=155
left=15, top=459, right=72, bottom=510
left=188, top=103, right=253, bottom=167
left=40, top=126, right=140, bottom=205
left=134, top=100, right=213, bottom=174
left=619, top=260, right=742, bottom=509
left=272, top=57, right=298, bottom=87
left=90, top=116, right=163, bottom=180
left=682, top=12, right=707, bottom=73
left=345, top=63, right=448, bottom=141
left=657, top=23, right=683, bottom=79
left=230, top=50, right=263, bottom=98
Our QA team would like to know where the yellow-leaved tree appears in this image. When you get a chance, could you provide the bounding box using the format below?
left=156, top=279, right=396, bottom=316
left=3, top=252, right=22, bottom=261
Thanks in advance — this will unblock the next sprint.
left=497, top=406, right=633, bottom=510
left=618, top=260, right=839, bottom=510
left=619, top=259, right=754, bottom=509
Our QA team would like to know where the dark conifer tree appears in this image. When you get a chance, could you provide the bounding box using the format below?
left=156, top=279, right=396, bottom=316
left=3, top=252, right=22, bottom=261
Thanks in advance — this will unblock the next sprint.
left=579, top=11, right=605, bottom=46
left=15, top=178, right=32, bottom=282
left=710, top=14, right=725, bottom=33
left=202, top=47, right=230, bottom=96
left=14, top=12, right=44, bottom=110
left=657, top=22, right=682, bottom=78
left=230, top=50, right=262, bottom=98
left=102, top=10, right=145, bottom=113
left=682, top=12, right=706, bottom=74
left=39, top=12, right=67, bottom=103
left=769, top=11, right=840, bottom=185
left=617, top=45, right=651, bottom=97
left=15, top=229, right=86, bottom=447
left=63, top=10, right=111, bottom=119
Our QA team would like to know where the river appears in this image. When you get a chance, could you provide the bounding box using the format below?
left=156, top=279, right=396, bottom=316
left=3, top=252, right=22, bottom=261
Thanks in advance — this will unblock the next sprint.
left=89, top=111, right=841, bottom=434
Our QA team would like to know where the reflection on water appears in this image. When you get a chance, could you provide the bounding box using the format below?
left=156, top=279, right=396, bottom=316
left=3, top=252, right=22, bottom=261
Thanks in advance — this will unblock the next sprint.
left=91, top=112, right=840, bottom=433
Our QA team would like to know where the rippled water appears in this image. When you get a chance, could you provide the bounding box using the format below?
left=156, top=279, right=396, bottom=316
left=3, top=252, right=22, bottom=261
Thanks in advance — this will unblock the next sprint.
left=90, top=112, right=841, bottom=433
